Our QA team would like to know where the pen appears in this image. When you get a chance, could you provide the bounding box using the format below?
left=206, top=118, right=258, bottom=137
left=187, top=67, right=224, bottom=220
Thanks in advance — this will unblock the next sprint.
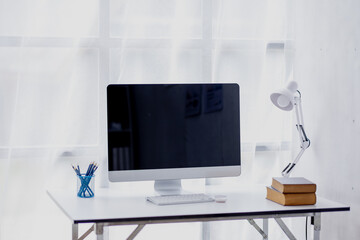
left=72, top=162, right=98, bottom=197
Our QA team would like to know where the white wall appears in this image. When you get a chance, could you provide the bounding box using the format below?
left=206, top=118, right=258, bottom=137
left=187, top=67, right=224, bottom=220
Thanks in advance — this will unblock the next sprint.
left=294, top=0, right=360, bottom=238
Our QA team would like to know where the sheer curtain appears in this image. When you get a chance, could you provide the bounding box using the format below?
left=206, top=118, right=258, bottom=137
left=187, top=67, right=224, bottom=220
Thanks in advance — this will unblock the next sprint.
left=0, top=0, right=293, bottom=239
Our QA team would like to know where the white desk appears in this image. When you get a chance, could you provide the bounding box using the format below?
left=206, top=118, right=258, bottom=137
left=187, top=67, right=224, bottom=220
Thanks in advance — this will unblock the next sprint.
left=47, top=186, right=350, bottom=240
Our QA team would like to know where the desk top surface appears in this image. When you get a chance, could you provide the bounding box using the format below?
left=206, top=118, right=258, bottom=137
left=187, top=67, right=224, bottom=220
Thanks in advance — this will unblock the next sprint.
left=47, top=185, right=350, bottom=224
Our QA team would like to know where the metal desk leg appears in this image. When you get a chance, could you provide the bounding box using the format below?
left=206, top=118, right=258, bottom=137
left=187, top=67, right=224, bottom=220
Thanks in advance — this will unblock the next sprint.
left=313, top=213, right=321, bottom=240
left=72, top=223, right=78, bottom=240
left=127, top=224, right=145, bottom=240
left=95, top=223, right=104, bottom=240
left=263, top=219, right=268, bottom=239
left=202, top=222, right=210, bottom=240
left=247, top=219, right=268, bottom=239
left=274, top=218, right=296, bottom=240
left=79, top=225, right=95, bottom=240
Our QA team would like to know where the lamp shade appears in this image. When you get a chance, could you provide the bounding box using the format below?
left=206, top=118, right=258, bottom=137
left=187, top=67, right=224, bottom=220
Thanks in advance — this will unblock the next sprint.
left=270, top=81, right=298, bottom=111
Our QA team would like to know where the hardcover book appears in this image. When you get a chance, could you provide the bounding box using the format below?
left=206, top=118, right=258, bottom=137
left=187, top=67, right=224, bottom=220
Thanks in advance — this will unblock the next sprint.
left=272, top=177, right=317, bottom=193
left=266, top=186, right=316, bottom=206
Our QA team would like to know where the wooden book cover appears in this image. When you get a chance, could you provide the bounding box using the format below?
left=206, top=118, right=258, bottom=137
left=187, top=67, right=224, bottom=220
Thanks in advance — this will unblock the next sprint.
left=272, top=177, right=317, bottom=193
left=266, top=187, right=316, bottom=206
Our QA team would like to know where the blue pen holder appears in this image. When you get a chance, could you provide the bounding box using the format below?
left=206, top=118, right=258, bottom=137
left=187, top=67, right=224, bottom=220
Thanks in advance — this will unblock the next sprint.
left=77, top=174, right=95, bottom=198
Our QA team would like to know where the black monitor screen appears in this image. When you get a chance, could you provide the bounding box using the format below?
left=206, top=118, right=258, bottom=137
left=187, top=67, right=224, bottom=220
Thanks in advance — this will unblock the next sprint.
left=107, top=84, right=240, bottom=171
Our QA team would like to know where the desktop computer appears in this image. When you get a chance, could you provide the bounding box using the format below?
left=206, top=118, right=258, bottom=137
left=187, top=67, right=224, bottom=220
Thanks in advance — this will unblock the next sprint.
left=107, top=83, right=240, bottom=200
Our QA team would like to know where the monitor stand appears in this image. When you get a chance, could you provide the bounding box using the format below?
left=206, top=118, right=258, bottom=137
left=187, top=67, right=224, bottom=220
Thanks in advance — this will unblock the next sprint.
left=154, top=179, right=184, bottom=196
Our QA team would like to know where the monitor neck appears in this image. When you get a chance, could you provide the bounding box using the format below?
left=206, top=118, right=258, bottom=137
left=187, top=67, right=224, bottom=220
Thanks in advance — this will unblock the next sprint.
left=154, top=179, right=183, bottom=196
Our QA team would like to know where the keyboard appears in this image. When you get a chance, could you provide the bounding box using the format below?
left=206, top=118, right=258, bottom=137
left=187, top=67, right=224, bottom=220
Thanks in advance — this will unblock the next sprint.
left=147, top=193, right=215, bottom=206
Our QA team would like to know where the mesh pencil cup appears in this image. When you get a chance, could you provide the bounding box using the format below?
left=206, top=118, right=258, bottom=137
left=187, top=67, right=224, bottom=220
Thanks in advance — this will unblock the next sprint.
left=77, top=174, right=95, bottom=198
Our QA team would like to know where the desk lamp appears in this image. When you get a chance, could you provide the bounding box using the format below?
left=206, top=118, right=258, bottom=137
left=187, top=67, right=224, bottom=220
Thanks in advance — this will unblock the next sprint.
left=270, top=81, right=311, bottom=177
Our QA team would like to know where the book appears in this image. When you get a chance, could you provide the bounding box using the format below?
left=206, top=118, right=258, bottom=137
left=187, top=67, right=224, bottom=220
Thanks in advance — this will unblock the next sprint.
left=266, top=186, right=316, bottom=206
left=272, top=177, right=316, bottom=193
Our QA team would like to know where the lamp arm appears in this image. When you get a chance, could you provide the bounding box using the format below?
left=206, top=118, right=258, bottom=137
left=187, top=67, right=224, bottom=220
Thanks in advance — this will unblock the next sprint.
left=281, top=92, right=311, bottom=177
left=295, top=93, right=311, bottom=149
left=282, top=148, right=305, bottom=177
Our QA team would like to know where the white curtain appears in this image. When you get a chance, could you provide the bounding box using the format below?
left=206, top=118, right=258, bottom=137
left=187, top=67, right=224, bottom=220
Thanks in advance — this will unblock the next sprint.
left=0, top=0, right=293, bottom=239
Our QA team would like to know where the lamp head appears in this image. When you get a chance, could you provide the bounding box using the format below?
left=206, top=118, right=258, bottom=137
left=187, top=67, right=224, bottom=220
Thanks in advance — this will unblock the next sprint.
left=270, top=81, right=298, bottom=111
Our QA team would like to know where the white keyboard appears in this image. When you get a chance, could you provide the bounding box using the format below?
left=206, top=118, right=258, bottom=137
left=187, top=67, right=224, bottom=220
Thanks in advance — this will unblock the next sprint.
left=147, top=193, right=215, bottom=206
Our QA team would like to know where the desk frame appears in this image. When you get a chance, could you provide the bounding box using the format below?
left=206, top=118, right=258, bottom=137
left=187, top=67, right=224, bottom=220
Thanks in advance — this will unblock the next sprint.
left=47, top=188, right=349, bottom=240
left=72, top=211, right=322, bottom=240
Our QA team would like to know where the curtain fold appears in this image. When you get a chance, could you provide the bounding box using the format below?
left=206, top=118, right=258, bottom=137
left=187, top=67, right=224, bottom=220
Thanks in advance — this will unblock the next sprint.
left=0, top=0, right=293, bottom=239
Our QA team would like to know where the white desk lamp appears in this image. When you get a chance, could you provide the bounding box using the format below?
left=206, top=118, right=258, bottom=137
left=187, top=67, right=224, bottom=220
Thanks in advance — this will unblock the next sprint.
left=270, top=81, right=311, bottom=177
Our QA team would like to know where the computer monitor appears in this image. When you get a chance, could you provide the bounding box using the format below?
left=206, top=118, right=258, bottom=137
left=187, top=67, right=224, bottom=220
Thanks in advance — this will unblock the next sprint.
left=107, top=83, right=240, bottom=195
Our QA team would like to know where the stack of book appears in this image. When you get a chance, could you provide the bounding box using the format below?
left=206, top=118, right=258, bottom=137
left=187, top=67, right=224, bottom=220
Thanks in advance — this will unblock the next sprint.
left=266, top=177, right=317, bottom=206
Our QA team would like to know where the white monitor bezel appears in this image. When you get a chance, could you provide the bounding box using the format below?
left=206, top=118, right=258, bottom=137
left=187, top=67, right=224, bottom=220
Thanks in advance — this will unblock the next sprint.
left=108, top=165, right=241, bottom=182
